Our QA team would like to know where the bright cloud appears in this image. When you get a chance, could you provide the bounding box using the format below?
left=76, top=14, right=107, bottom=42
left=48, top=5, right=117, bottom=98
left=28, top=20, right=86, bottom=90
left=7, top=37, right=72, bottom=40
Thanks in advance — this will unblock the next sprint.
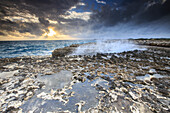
left=69, top=2, right=86, bottom=10
left=96, top=0, right=106, bottom=4
left=0, top=31, right=37, bottom=41
left=77, top=2, right=86, bottom=6
left=3, top=13, right=39, bottom=23
left=47, top=19, right=58, bottom=24
left=61, top=11, right=92, bottom=21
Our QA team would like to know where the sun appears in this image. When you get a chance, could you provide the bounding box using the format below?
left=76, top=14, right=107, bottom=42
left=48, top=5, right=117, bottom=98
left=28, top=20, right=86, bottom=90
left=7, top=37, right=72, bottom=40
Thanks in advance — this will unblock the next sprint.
left=47, top=28, right=56, bottom=36
left=42, top=27, right=57, bottom=37
left=41, top=27, right=76, bottom=40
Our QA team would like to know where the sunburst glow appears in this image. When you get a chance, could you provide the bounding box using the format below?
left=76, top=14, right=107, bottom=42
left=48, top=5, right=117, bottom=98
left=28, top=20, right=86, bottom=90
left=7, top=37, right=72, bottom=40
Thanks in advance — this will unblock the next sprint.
left=41, top=27, right=76, bottom=40
left=47, top=28, right=56, bottom=36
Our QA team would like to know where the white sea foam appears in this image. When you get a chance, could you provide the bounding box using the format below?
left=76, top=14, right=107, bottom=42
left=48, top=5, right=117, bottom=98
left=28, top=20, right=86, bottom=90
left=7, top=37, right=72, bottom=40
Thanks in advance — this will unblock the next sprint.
left=72, top=40, right=146, bottom=55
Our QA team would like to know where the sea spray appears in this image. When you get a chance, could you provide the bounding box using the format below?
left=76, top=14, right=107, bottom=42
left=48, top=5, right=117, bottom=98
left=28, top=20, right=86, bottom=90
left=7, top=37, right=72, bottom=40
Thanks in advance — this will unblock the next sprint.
left=71, top=40, right=145, bottom=55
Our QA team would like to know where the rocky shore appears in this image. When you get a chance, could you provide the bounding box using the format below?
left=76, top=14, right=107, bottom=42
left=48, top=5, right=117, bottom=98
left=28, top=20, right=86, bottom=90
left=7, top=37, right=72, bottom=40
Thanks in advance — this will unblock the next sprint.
left=0, top=39, right=170, bottom=113
left=132, top=39, right=170, bottom=47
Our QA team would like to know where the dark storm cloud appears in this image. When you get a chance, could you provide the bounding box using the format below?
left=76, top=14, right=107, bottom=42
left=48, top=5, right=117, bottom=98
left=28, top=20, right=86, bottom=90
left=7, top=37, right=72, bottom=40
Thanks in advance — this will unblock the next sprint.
left=0, top=0, right=79, bottom=18
left=0, top=32, right=5, bottom=36
left=0, top=19, right=43, bottom=36
left=0, top=20, right=16, bottom=32
left=38, top=18, right=49, bottom=27
left=0, top=0, right=80, bottom=36
left=137, top=0, right=170, bottom=22
left=18, top=23, right=44, bottom=36
left=0, top=0, right=170, bottom=39
left=72, top=0, right=170, bottom=39
left=90, top=0, right=170, bottom=26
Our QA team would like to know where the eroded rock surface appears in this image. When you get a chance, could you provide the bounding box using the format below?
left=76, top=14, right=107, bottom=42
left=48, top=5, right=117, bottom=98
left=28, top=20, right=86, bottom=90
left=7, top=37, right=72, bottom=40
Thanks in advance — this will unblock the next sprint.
left=0, top=47, right=170, bottom=113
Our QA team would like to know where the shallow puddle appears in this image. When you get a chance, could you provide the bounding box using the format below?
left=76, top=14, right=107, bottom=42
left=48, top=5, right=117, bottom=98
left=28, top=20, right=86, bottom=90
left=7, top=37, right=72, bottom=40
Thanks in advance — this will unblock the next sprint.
left=20, top=70, right=99, bottom=112
left=136, top=74, right=167, bottom=81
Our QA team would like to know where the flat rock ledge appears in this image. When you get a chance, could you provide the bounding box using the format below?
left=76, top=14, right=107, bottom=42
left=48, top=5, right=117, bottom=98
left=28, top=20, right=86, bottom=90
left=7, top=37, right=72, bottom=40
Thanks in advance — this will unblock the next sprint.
left=52, top=44, right=80, bottom=58
left=132, top=39, right=170, bottom=47
left=52, top=43, right=94, bottom=58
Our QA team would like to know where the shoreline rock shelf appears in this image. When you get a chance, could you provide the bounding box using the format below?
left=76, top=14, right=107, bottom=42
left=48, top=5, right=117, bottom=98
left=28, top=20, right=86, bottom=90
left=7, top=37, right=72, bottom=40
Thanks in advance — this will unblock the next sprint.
left=52, top=44, right=80, bottom=58
left=0, top=40, right=170, bottom=113
left=132, top=39, right=170, bottom=47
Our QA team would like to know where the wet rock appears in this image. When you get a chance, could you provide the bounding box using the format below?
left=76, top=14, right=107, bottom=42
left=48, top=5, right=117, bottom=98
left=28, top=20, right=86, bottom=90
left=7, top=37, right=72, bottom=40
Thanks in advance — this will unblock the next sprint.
left=95, top=84, right=105, bottom=91
left=74, top=76, right=86, bottom=83
left=108, top=82, right=116, bottom=90
left=149, top=69, right=157, bottom=74
left=75, top=100, right=85, bottom=112
left=87, top=74, right=96, bottom=80
left=158, top=88, right=169, bottom=96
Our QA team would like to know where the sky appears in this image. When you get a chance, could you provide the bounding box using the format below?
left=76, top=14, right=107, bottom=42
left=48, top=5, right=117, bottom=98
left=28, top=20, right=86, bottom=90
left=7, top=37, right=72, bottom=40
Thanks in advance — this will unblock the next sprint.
left=0, top=0, right=170, bottom=40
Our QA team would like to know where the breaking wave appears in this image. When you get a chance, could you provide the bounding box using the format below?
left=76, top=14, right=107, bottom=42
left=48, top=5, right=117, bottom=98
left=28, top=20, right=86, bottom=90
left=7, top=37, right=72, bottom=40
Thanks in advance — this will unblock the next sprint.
left=72, top=40, right=146, bottom=55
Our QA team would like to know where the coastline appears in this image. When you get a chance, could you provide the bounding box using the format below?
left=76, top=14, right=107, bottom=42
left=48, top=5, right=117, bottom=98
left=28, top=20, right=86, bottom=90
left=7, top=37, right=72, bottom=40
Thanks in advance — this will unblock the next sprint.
left=0, top=39, right=170, bottom=112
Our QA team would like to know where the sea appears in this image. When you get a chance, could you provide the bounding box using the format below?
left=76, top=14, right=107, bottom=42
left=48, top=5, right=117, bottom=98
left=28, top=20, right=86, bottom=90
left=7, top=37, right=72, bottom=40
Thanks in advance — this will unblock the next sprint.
left=0, top=40, right=94, bottom=58
left=0, top=40, right=146, bottom=58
